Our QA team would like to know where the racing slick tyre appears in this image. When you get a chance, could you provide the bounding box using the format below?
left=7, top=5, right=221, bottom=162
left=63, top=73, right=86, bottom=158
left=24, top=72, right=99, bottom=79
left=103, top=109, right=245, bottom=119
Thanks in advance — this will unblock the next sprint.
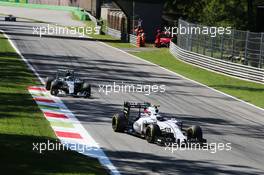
left=50, top=81, right=60, bottom=96
left=145, top=124, right=161, bottom=143
left=187, top=125, right=203, bottom=141
left=45, top=77, right=54, bottom=90
left=112, top=113, right=127, bottom=132
left=82, top=82, right=91, bottom=98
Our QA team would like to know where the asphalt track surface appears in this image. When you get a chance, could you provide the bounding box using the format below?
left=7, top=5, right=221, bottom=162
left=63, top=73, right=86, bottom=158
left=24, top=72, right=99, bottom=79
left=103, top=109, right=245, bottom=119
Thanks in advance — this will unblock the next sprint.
left=1, top=8, right=264, bottom=175
left=0, top=6, right=83, bottom=26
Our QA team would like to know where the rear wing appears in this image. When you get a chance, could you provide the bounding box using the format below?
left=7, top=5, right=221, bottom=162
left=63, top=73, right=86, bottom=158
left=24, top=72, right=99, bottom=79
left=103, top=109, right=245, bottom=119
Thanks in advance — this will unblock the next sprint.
left=124, top=102, right=151, bottom=109
left=123, top=102, right=151, bottom=119
left=56, top=69, right=75, bottom=78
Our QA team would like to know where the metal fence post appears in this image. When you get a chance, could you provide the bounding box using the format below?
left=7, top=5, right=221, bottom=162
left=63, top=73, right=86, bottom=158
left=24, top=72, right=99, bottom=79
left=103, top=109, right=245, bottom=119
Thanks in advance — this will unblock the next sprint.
left=259, top=33, right=264, bottom=68
left=244, top=31, right=249, bottom=65
left=220, top=34, right=224, bottom=59
left=211, top=36, right=214, bottom=57
left=186, top=24, right=190, bottom=51
left=177, top=20, right=181, bottom=47
left=203, top=34, right=206, bottom=55
left=196, top=34, right=199, bottom=53
left=187, top=32, right=189, bottom=50
left=231, top=29, right=235, bottom=58
left=189, top=33, right=193, bottom=51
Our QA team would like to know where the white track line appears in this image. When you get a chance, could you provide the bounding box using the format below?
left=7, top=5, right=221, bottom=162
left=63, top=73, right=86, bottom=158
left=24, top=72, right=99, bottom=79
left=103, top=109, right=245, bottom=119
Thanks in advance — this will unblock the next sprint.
left=1, top=30, right=120, bottom=175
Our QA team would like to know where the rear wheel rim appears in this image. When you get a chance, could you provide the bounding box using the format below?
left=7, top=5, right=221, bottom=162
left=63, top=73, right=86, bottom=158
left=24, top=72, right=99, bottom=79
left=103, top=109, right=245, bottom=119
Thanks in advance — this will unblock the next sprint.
left=146, top=130, right=151, bottom=142
left=51, top=89, right=58, bottom=96
left=112, top=117, right=117, bottom=130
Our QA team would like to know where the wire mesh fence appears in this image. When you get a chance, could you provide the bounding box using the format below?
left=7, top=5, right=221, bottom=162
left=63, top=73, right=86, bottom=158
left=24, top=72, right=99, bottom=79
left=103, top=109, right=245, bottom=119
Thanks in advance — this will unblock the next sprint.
left=177, top=19, right=264, bottom=68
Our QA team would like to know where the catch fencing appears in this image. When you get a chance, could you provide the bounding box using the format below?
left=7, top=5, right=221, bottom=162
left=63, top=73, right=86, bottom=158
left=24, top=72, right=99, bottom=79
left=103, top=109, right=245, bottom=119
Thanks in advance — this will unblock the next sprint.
left=177, top=19, right=264, bottom=69
left=170, top=41, right=264, bottom=83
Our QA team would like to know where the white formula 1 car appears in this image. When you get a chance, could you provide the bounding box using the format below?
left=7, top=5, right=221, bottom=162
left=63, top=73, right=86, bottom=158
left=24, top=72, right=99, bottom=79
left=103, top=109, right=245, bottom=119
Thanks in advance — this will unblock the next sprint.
left=112, top=102, right=206, bottom=145
left=45, top=69, right=91, bottom=98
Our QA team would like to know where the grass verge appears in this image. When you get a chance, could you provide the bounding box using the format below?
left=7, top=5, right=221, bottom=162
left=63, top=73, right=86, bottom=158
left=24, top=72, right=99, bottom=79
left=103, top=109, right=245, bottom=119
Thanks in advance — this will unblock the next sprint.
left=131, top=48, right=264, bottom=109
left=0, top=33, right=107, bottom=175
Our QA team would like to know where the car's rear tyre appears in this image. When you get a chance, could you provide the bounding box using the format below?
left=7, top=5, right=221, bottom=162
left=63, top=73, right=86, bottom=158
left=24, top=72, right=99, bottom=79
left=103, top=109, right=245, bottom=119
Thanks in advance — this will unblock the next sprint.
left=50, top=81, right=60, bottom=96
left=112, top=113, right=127, bottom=132
left=82, top=82, right=91, bottom=98
left=45, top=77, right=54, bottom=90
left=187, top=125, right=203, bottom=141
left=145, top=124, right=161, bottom=143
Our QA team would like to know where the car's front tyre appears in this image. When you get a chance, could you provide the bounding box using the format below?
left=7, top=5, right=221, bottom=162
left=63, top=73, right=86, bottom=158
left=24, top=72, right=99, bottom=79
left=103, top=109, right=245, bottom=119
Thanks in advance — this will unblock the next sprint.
left=112, top=113, right=127, bottom=132
left=45, top=77, right=54, bottom=90
left=187, top=125, right=203, bottom=142
left=145, top=124, right=161, bottom=143
left=50, top=81, right=60, bottom=96
left=82, top=82, right=91, bottom=98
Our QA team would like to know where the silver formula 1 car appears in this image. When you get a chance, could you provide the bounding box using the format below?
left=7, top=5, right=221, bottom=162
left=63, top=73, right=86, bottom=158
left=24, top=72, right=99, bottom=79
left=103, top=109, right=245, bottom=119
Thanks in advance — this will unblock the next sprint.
left=5, top=15, right=16, bottom=22
left=45, top=69, right=91, bottom=98
left=112, top=102, right=206, bottom=145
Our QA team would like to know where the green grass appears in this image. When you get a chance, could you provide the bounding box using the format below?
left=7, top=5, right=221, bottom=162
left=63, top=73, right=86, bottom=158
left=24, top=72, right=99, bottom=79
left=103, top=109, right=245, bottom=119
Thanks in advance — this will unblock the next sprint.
left=72, top=9, right=89, bottom=21
left=107, top=42, right=136, bottom=48
left=131, top=48, right=264, bottom=108
left=0, top=34, right=107, bottom=175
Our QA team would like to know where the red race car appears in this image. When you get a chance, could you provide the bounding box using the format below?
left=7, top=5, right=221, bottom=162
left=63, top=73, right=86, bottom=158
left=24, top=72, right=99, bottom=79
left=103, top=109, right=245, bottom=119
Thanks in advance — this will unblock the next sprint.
left=155, top=31, right=172, bottom=48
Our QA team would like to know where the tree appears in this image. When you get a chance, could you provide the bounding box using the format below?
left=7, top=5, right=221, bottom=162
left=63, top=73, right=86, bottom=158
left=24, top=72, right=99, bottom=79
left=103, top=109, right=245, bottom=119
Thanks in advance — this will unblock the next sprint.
left=201, top=0, right=248, bottom=30
left=247, top=0, right=255, bottom=31
left=164, top=0, right=207, bottom=23
left=164, top=0, right=264, bottom=31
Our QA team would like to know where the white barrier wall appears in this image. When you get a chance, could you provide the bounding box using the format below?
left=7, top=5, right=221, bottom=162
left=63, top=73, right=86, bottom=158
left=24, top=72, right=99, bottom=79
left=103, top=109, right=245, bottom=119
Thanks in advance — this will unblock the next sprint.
left=170, top=41, right=264, bottom=84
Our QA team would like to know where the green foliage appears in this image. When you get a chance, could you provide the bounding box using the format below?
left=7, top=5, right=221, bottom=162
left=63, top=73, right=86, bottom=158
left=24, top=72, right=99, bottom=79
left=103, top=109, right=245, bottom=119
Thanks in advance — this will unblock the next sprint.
left=164, top=0, right=263, bottom=30
left=164, top=0, right=207, bottom=22
left=201, top=0, right=248, bottom=30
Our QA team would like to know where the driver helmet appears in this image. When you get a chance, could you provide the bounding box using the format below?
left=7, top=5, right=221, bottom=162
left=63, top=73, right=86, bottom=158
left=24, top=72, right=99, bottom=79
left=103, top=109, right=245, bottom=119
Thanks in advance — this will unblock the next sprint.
left=65, top=76, right=73, bottom=81
left=143, top=107, right=148, bottom=113
left=155, top=106, right=159, bottom=114
left=143, top=107, right=152, bottom=116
